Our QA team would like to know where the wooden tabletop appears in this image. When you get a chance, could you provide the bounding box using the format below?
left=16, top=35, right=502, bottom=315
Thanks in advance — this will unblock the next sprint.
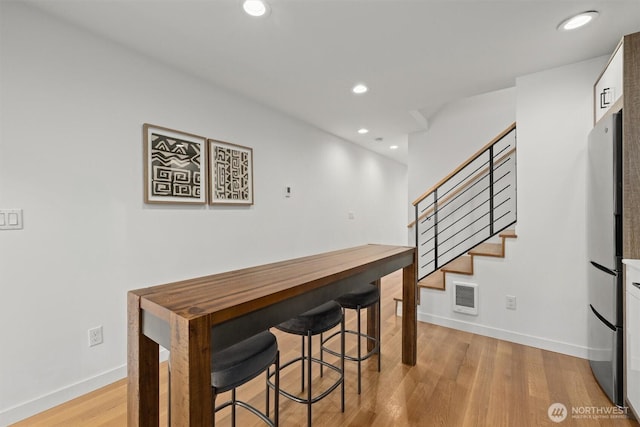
left=128, top=243, right=417, bottom=425
left=131, top=244, right=415, bottom=325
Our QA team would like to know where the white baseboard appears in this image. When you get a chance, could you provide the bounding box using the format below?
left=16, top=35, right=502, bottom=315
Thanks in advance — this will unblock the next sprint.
left=417, top=311, right=590, bottom=359
left=0, top=349, right=169, bottom=426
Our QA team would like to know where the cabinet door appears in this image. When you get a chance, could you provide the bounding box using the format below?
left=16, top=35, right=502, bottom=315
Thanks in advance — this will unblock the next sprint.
left=627, top=282, right=640, bottom=415
left=594, top=42, right=623, bottom=124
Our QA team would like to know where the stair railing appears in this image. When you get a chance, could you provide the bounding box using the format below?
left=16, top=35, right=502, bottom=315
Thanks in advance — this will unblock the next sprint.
left=411, top=123, right=517, bottom=282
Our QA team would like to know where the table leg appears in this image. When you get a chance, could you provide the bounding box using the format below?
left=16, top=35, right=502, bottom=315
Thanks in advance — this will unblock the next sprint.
left=367, top=279, right=381, bottom=352
left=402, top=252, right=417, bottom=366
left=169, top=313, right=213, bottom=426
left=127, top=292, right=159, bottom=427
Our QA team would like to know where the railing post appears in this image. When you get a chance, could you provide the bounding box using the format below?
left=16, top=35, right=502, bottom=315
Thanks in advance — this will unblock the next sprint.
left=489, top=146, right=494, bottom=236
left=433, top=189, right=439, bottom=270
left=414, top=203, right=419, bottom=251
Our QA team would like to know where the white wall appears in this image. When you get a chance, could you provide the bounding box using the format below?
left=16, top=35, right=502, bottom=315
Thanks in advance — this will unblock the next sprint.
left=408, top=87, right=517, bottom=215
left=0, top=3, right=407, bottom=424
left=410, top=57, right=608, bottom=358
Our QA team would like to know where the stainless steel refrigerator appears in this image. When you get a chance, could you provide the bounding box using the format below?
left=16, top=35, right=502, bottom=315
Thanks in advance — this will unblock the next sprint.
left=587, top=111, right=623, bottom=406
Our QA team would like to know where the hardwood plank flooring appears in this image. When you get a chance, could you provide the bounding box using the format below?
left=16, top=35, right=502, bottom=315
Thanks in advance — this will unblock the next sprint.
left=12, top=271, right=638, bottom=426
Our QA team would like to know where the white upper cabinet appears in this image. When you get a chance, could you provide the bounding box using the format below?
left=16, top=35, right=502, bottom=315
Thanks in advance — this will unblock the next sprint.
left=594, top=40, right=624, bottom=124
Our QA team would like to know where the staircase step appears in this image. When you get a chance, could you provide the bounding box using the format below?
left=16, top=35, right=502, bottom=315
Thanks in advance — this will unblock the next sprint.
left=415, top=228, right=517, bottom=295
left=418, top=270, right=445, bottom=290
left=499, top=229, right=517, bottom=239
left=469, top=242, right=504, bottom=258
left=442, top=255, right=473, bottom=275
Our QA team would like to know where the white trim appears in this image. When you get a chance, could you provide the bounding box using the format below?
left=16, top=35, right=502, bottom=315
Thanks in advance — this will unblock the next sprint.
left=0, top=349, right=169, bottom=426
left=417, top=312, right=589, bottom=359
left=0, top=365, right=126, bottom=426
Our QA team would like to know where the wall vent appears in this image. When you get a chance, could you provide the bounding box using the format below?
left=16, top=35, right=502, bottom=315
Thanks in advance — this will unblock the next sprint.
left=453, top=281, right=478, bottom=315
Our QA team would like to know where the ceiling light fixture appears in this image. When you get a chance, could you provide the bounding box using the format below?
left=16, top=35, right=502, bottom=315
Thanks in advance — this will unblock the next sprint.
left=358, top=128, right=369, bottom=134
left=352, top=84, right=368, bottom=95
left=389, top=145, right=399, bottom=150
left=243, top=0, right=270, bottom=17
left=557, top=11, right=598, bottom=31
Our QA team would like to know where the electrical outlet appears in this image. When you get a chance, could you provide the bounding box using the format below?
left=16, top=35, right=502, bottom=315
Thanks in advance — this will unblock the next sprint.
left=88, top=326, right=103, bottom=347
left=506, top=295, right=517, bottom=310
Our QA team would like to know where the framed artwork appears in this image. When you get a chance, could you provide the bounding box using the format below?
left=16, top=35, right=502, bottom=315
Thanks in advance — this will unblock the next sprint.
left=143, top=124, right=207, bottom=204
left=208, top=139, right=254, bottom=205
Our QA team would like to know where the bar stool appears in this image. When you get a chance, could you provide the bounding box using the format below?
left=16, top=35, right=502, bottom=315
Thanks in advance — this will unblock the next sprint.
left=169, top=330, right=280, bottom=427
left=321, top=283, right=380, bottom=394
left=269, top=301, right=345, bottom=427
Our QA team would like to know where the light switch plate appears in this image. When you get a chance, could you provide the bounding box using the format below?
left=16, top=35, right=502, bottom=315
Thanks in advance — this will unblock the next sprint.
left=0, top=209, right=23, bottom=230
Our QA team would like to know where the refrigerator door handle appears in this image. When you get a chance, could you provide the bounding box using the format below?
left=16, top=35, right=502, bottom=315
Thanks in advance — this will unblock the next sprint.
left=591, top=261, right=617, bottom=276
left=590, top=304, right=616, bottom=331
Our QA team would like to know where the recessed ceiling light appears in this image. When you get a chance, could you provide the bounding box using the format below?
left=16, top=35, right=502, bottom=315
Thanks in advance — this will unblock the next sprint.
left=389, top=145, right=399, bottom=150
left=243, top=0, right=270, bottom=17
left=557, top=11, right=598, bottom=31
left=352, top=84, right=368, bottom=95
left=358, top=128, right=369, bottom=134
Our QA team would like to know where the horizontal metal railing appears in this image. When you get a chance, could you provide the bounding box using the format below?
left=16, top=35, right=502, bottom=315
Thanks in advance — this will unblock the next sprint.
left=413, top=123, right=517, bottom=281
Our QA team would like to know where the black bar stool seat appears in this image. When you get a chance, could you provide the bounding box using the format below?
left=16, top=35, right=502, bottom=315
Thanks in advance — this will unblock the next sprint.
left=322, top=283, right=380, bottom=394
left=336, top=285, right=380, bottom=310
left=276, top=301, right=343, bottom=335
left=269, top=301, right=344, bottom=427
left=213, top=331, right=278, bottom=392
left=211, top=331, right=280, bottom=426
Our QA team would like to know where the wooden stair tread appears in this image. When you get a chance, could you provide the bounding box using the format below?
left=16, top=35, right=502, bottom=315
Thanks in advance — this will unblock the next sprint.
left=441, top=255, right=473, bottom=275
left=417, top=228, right=517, bottom=293
left=418, top=270, right=445, bottom=290
left=499, top=229, right=517, bottom=238
left=469, top=242, right=503, bottom=257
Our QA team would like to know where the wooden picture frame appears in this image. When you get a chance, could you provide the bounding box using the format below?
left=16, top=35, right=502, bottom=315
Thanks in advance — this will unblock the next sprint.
left=143, top=124, right=207, bottom=204
left=208, top=139, right=254, bottom=205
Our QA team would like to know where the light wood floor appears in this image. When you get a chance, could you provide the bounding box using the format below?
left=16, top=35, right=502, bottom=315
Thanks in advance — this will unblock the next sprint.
left=12, top=271, right=639, bottom=426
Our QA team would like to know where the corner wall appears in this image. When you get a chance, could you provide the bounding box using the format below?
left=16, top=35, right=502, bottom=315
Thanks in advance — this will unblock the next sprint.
left=409, top=57, right=608, bottom=358
left=0, top=3, right=408, bottom=424
left=408, top=87, right=517, bottom=214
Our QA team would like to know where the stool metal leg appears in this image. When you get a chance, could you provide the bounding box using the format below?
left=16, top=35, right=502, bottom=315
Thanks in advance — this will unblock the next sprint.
left=341, top=309, right=345, bottom=412
left=319, top=332, right=324, bottom=378
left=266, top=352, right=280, bottom=427
left=356, top=305, right=362, bottom=394
left=300, top=335, right=305, bottom=393
left=307, top=329, right=312, bottom=427
left=265, top=367, right=270, bottom=419
left=231, top=388, right=237, bottom=426
left=377, top=298, right=381, bottom=372
left=275, top=353, right=280, bottom=427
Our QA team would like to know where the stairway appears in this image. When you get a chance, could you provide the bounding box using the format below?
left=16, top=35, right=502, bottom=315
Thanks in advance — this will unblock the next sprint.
left=394, top=229, right=516, bottom=309
left=420, top=228, right=516, bottom=291
left=403, top=123, right=518, bottom=309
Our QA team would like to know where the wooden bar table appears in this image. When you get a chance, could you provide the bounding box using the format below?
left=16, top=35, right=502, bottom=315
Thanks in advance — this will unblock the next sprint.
left=127, top=244, right=417, bottom=426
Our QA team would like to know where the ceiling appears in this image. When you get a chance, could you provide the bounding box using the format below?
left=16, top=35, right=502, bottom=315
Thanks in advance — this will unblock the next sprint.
left=25, top=0, right=640, bottom=164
